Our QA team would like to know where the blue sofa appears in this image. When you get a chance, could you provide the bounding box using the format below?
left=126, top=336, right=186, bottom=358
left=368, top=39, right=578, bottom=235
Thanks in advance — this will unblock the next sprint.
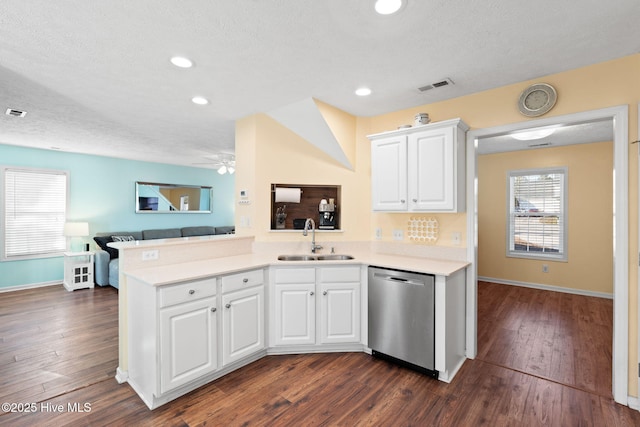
left=93, top=226, right=235, bottom=289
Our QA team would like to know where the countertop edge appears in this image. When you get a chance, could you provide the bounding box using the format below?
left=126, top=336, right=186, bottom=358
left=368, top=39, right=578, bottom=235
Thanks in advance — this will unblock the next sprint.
left=123, top=252, right=470, bottom=286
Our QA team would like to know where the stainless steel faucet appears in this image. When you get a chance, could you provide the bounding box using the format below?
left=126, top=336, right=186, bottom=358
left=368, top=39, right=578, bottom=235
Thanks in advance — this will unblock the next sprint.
left=303, top=218, right=322, bottom=253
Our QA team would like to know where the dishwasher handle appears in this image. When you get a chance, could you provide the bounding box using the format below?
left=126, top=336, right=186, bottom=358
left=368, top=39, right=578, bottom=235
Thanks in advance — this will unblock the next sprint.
left=374, top=273, right=425, bottom=286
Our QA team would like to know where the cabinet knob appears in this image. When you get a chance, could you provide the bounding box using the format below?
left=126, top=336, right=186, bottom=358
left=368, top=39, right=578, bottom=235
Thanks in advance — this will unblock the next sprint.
left=323, top=291, right=328, bottom=296
left=413, top=198, right=418, bottom=203
left=211, top=307, right=217, bottom=313
left=310, top=291, right=314, bottom=296
left=188, top=289, right=195, bottom=295
left=225, top=303, right=231, bottom=309
left=243, top=278, right=249, bottom=283
left=401, top=199, right=406, bottom=203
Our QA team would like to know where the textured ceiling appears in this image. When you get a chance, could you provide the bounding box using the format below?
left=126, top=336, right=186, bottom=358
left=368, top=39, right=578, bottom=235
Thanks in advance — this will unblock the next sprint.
left=0, top=0, right=638, bottom=168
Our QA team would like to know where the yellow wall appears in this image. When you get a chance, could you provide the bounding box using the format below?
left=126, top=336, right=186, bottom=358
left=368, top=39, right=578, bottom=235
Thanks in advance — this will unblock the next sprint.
left=478, top=142, right=614, bottom=294
left=236, top=53, right=640, bottom=394
left=235, top=103, right=371, bottom=243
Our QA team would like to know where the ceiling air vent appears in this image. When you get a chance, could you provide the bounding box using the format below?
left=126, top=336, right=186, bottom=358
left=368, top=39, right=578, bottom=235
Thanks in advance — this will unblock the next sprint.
left=418, top=78, right=454, bottom=92
left=5, top=108, right=26, bottom=117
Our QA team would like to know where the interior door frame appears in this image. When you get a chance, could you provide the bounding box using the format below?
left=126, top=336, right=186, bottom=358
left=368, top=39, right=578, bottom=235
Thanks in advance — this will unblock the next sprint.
left=465, top=105, right=629, bottom=405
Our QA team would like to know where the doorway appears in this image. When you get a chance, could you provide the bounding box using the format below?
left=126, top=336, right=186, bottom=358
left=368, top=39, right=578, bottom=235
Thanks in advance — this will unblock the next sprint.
left=465, top=105, right=629, bottom=405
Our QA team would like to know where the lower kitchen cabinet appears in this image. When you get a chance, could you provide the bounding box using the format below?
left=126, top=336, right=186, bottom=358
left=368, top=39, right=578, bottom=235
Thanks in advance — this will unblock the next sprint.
left=160, top=296, right=217, bottom=394
left=221, top=285, right=265, bottom=366
left=319, top=282, right=360, bottom=344
left=272, top=266, right=361, bottom=348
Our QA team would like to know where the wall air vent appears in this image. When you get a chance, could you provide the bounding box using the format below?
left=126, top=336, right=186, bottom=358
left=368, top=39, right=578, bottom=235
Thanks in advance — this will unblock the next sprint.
left=5, top=108, right=26, bottom=117
left=418, top=78, right=454, bottom=92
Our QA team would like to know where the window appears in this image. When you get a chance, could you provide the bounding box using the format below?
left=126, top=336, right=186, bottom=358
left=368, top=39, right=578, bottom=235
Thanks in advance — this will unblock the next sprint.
left=507, top=167, right=567, bottom=260
left=2, top=167, right=68, bottom=260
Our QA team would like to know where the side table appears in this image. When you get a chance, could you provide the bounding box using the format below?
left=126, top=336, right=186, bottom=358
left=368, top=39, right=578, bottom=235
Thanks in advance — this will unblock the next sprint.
left=63, top=251, right=95, bottom=291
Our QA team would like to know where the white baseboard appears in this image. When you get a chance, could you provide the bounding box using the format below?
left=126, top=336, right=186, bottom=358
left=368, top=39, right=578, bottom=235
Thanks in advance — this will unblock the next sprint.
left=627, top=395, right=640, bottom=411
left=115, top=367, right=128, bottom=384
left=0, top=280, right=61, bottom=293
left=478, top=276, right=613, bottom=299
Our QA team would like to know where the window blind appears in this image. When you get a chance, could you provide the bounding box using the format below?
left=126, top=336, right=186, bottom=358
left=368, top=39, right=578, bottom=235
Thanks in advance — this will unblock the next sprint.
left=508, top=168, right=566, bottom=260
left=3, top=168, right=68, bottom=260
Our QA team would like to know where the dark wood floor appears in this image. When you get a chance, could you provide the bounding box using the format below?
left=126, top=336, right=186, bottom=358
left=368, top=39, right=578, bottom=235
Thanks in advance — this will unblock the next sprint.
left=1, top=282, right=638, bottom=426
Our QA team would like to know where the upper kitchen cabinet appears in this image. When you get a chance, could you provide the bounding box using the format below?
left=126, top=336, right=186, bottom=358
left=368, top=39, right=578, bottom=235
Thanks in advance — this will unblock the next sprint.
left=368, top=118, right=468, bottom=213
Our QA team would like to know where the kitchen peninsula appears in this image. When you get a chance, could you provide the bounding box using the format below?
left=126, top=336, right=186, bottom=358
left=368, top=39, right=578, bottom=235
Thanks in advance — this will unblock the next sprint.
left=111, top=234, right=468, bottom=409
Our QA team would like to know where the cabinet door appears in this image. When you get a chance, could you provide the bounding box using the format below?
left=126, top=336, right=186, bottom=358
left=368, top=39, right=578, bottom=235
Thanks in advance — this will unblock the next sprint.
left=408, top=126, right=455, bottom=211
left=222, top=286, right=264, bottom=366
left=319, top=282, right=361, bottom=344
left=274, top=283, right=315, bottom=346
left=371, top=135, right=408, bottom=211
left=160, top=297, right=217, bottom=394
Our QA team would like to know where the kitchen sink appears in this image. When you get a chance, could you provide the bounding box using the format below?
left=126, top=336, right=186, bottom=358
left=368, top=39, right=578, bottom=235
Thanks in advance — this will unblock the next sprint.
left=316, top=255, right=355, bottom=261
left=277, top=254, right=354, bottom=261
left=277, top=255, right=318, bottom=261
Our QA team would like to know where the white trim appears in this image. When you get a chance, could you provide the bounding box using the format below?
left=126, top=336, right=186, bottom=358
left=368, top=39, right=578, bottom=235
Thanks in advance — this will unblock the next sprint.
left=0, top=280, right=61, bottom=293
left=467, top=105, right=629, bottom=405
left=478, top=276, right=613, bottom=299
left=637, top=101, right=640, bottom=405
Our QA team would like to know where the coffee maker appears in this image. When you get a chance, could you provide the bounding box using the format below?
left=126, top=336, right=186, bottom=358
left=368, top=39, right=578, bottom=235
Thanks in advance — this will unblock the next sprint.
left=318, top=198, right=336, bottom=229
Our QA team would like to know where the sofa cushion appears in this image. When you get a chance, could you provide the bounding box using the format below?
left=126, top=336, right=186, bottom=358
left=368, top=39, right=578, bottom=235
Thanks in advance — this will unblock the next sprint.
left=142, top=228, right=182, bottom=240
left=93, top=236, right=119, bottom=259
left=215, top=226, right=235, bottom=235
left=96, top=231, right=143, bottom=241
left=181, top=226, right=216, bottom=237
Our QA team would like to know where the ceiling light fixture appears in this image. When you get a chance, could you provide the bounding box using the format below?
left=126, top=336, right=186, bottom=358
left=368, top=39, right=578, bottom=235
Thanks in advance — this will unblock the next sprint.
left=374, top=0, right=404, bottom=15
left=170, top=56, right=193, bottom=68
left=214, top=154, right=236, bottom=174
left=512, top=127, right=557, bottom=141
left=191, top=96, right=209, bottom=105
left=355, top=87, right=372, bottom=96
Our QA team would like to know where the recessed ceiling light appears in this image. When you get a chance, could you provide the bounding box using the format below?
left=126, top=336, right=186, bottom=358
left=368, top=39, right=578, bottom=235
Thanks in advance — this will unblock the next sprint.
left=192, top=96, right=209, bottom=105
left=375, top=0, right=404, bottom=15
left=170, top=56, right=193, bottom=68
left=355, top=87, right=372, bottom=96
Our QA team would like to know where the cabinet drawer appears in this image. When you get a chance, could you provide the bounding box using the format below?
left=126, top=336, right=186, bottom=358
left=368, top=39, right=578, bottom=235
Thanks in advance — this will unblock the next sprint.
left=159, top=278, right=217, bottom=308
left=221, top=269, right=264, bottom=294
left=318, top=266, right=361, bottom=283
left=274, top=268, right=315, bottom=284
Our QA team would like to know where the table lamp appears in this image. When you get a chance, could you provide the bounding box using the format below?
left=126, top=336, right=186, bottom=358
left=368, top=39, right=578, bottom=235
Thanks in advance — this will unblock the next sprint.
left=64, top=222, right=89, bottom=252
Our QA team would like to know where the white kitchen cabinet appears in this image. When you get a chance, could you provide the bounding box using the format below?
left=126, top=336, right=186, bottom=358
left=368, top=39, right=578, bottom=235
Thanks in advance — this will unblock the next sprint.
left=369, top=118, right=468, bottom=213
left=273, top=268, right=316, bottom=346
left=318, top=267, right=361, bottom=344
left=160, top=296, right=217, bottom=394
left=127, top=276, right=219, bottom=408
left=221, top=269, right=265, bottom=366
left=370, top=134, right=408, bottom=211
left=272, top=266, right=361, bottom=348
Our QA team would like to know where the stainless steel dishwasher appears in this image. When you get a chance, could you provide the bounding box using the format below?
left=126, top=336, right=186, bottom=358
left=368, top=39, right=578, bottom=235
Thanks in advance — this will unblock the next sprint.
left=368, top=266, right=437, bottom=377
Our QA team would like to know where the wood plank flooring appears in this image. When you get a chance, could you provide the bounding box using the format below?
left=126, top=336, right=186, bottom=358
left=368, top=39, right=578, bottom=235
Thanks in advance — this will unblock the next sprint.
left=0, top=282, right=638, bottom=426
left=476, top=281, right=613, bottom=398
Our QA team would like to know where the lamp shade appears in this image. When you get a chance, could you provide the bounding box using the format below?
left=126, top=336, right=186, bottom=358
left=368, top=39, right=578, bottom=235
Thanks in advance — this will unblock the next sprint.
left=63, top=222, right=89, bottom=237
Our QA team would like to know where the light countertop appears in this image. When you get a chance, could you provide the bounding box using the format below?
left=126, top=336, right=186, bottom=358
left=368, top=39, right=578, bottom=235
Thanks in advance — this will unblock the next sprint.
left=123, top=249, right=470, bottom=286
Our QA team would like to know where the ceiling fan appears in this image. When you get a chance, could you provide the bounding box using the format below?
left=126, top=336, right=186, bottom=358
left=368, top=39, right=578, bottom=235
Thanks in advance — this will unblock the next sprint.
left=192, top=152, right=236, bottom=174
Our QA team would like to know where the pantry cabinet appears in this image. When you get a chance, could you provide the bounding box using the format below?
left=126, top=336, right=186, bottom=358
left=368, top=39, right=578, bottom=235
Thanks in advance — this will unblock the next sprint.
left=368, top=118, right=468, bottom=213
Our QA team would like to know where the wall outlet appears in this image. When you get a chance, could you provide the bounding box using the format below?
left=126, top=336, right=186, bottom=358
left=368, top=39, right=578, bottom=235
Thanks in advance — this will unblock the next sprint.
left=375, top=228, right=382, bottom=240
left=393, top=229, right=403, bottom=241
left=142, top=249, right=159, bottom=261
left=452, top=232, right=461, bottom=245
left=542, top=264, right=549, bottom=273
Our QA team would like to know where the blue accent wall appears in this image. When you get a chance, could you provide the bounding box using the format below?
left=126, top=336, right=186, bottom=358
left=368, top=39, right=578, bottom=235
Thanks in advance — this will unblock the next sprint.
left=0, top=144, right=235, bottom=289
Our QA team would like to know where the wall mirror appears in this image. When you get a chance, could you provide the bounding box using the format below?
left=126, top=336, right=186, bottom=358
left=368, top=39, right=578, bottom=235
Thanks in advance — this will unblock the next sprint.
left=135, top=182, right=212, bottom=213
